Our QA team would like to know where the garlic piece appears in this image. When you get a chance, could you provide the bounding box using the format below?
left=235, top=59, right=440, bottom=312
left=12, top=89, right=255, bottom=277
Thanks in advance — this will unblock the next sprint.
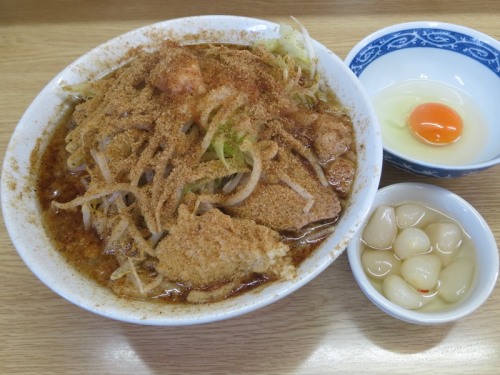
left=361, top=205, right=397, bottom=250
left=401, top=254, right=441, bottom=291
left=426, top=221, right=463, bottom=266
left=362, top=249, right=401, bottom=279
left=393, top=227, right=431, bottom=260
left=395, top=203, right=428, bottom=228
left=383, top=274, right=435, bottom=309
left=438, top=258, right=474, bottom=303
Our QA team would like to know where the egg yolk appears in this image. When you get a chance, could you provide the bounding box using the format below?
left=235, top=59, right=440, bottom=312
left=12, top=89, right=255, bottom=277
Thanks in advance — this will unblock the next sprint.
left=408, top=102, right=463, bottom=145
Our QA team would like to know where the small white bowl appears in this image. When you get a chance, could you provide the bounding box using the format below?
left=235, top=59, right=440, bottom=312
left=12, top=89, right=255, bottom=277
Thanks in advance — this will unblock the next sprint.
left=1, top=16, right=382, bottom=325
left=345, top=21, right=500, bottom=178
left=347, top=182, right=499, bottom=325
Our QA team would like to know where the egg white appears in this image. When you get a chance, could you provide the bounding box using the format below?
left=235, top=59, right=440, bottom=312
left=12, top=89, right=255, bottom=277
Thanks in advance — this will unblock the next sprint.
left=373, top=80, right=489, bottom=166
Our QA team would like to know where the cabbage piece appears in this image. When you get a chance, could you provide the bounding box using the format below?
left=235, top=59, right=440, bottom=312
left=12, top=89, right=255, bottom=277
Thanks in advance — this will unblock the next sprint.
left=259, top=18, right=316, bottom=79
left=257, top=19, right=322, bottom=107
left=62, top=82, right=100, bottom=99
left=210, top=122, right=248, bottom=169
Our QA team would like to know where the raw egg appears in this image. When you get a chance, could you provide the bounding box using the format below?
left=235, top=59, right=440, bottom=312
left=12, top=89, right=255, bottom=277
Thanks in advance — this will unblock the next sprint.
left=372, top=80, right=489, bottom=166
left=408, top=102, right=463, bottom=145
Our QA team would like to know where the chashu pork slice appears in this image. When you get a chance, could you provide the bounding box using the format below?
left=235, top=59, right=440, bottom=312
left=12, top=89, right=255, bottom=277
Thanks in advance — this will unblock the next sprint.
left=156, top=205, right=294, bottom=289
left=226, top=148, right=341, bottom=232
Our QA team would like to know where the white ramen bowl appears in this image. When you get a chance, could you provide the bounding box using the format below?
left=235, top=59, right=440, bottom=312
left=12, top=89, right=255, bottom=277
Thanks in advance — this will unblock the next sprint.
left=1, top=15, right=382, bottom=325
left=345, top=21, right=500, bottom=178
left=347, top=182, right=499, bottom=325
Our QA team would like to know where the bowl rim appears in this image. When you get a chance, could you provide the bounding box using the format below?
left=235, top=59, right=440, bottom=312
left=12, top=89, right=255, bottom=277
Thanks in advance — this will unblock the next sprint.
left=345, top=21, right=500, bottom=78
left=344, top=20, right=500, bottom=172
left=347, top=182, right=499, bottom=325
left=1, top=15, right=383, bottom=325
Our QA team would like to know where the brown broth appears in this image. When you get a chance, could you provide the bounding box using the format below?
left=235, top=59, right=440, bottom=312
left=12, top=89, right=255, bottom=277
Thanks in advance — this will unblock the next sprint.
left=37, top=115, right=119, bottom=287
left=36, top=113, right=329, bottom=302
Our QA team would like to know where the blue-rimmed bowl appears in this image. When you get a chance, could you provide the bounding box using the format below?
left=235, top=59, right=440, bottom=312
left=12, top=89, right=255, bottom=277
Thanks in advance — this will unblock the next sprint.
left=345, top=21, right=500, bottom=178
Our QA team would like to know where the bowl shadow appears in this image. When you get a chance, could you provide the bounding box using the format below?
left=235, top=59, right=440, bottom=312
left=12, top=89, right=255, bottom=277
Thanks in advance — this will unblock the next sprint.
left=120, top=254, right=454, bottom=373
left=340, top=259, right=454, bottom=354
left=120, top=268, right=341, bottom=374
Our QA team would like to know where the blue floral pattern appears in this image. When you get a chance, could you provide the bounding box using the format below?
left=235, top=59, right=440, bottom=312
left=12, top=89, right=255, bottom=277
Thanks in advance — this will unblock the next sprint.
left=349, top=28, right=500, bottom=77
left=383, top=151, right=486, bottom=178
